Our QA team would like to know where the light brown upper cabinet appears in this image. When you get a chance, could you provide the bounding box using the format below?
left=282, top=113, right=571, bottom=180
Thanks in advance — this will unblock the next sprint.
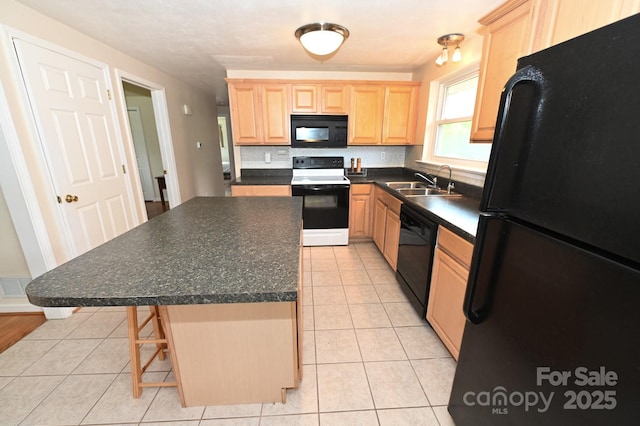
left=471, top=0, right=535, bottom=142
left=382, top=85, right=419, bottom=145
left=531, top=0, right=640, bottom=51
left=321, top=85, right=350, bottom=114
left=228, top=79, right=418, bottom=146
left=227, top=81, right=290, bottom=145
left=470, top=0, right=640, bottom=143
left=349, top=85, right=385, bottom=144
left=291, top=84, right=318, bottom=113
left=349, top=82, right=419, bottom=145
left=291, top=84, right=350, bottom=114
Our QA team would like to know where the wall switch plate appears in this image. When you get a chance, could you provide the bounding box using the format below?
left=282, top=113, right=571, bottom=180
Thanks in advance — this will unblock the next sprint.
left=380, top=151, right=386, bottom=159
left=196, top=141, right=202, bottom=149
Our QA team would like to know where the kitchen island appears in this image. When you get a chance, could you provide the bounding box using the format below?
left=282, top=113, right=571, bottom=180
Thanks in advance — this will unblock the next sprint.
left=26, top=196, right=304, bottom=407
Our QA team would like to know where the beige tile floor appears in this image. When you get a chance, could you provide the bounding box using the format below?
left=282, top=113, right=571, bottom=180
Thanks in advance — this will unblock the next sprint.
left=0, top=242, right=457, bottom=425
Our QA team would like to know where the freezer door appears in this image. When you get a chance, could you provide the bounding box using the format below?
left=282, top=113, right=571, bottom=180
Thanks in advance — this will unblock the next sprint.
left=449, top=216, right=640, bottom=426
left=481, top=14, right=640, bottom=265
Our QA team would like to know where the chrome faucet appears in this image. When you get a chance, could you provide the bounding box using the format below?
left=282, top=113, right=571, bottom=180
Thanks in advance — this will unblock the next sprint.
left=435, top=165, right=455, bottom=194
left=414, top=172, right=437, bottom=188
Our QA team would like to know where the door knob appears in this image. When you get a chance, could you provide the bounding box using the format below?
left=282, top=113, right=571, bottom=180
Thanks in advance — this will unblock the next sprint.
left=65, top=194, right=79, bottom=203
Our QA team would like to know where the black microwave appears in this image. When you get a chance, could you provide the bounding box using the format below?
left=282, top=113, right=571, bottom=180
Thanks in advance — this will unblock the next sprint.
left=291, top=115, right=348, bottom=148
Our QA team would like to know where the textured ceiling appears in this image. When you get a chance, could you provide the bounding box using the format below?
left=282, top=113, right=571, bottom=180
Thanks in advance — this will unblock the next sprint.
left=17, top=0, right=502, bottom=105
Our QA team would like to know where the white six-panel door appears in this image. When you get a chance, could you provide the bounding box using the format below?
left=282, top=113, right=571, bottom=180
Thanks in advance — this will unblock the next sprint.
left=14, top=39, right=135, bottom=256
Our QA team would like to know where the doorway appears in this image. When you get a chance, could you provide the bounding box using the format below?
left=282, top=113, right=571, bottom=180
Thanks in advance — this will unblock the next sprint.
left=217, top=106, right=235, bottom=196
left=122, top=82, right=167, bottom=219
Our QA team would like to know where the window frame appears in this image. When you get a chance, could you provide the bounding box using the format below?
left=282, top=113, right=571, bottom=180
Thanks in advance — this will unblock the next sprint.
left=420, top=63, right=490, bottom=173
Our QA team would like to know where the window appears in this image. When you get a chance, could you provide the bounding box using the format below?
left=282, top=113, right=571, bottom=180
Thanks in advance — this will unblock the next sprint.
left=423, top=68, right=491, bottom=170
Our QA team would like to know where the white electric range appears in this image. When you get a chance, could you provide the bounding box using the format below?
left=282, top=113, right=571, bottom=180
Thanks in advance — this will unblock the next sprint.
left=291, top=157, right=350, bottom=246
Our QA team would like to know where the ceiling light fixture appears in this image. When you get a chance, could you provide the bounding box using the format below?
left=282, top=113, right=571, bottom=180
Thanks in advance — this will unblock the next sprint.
left=295, top=22, right=350, bottom=56
left=435, top=33, right=464, bottom=66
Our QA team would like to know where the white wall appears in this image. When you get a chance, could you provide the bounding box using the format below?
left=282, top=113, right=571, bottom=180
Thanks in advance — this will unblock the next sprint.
left=406, top=30, right=487, bottom=187
left=0, top=189, right=29, bottom=277
left=0, top=0, right=224, bottom=271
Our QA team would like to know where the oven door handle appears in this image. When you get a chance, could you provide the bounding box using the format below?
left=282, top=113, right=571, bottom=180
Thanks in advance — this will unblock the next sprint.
left=293, top=184, right=350, bottom=191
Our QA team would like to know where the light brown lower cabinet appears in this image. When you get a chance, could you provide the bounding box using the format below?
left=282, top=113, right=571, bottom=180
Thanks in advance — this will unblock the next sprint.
left=157, top=244, right=303, bottom=407
left=161, top=302, right=298, bottom=406
left=427, top=227, right=474, bottom=360
left=349, top=184, right=373, bottom=239
left=231, top=185, right=291, bottom=196
left=372, top=186, right=402, bottom=270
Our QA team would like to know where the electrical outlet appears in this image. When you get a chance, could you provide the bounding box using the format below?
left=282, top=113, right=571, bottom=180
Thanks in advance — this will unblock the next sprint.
left=380, top=151, right=386, bottom=160
left=265, top=152, right=271, bottom=163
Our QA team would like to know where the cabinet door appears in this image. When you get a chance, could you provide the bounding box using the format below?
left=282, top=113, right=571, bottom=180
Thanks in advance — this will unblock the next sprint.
left=533, top=0, right=640, bottom=50
left=261, top=84, right=290, bottom=144
left=372, top=198, right=387, bottom=252
left=348, top=85, right=385, bottom=144
left=228, top=83, right=262, bottom=144
left=321, top=85, right=349, bottom=114
left=349, top=184, right=372, bottom=238
left=291, top=84, right=318, bottom=113
left=427, top=247, right=469, bottom=360
left=471, top=0, right=534, bottom=142
left=383, top=209, right=401, bottom=271
left=382, top=85, right=418, bottom=145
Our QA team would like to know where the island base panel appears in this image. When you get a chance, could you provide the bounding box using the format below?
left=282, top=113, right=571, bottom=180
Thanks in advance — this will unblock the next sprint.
left=162, top=302, right=299, bottom=407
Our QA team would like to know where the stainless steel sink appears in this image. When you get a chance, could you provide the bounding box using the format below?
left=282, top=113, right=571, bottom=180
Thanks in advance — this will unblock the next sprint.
left=385, top=181, right=429, bottom=189
left=395, top=187, right=462, bottom=197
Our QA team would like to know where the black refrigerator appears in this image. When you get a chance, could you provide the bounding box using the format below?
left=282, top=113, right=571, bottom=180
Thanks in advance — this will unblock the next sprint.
left=448, top=14, right=640, bottom=426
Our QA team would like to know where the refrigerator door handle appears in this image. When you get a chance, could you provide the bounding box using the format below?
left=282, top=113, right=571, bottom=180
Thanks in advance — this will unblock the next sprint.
left=463, top=216, right=506, bottom=324
left=481, top=65, right=546, bottom=210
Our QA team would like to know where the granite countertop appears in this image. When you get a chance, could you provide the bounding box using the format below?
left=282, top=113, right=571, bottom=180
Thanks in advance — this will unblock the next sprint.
left=26, top=197, right=303, bottom=307
left=230, top=167, right=481, bottom=242
left=232, top=169, right=292, bottom=185
left=350, top=171, right=480, bottom=242
left=378, top=186, right=480, bottom=242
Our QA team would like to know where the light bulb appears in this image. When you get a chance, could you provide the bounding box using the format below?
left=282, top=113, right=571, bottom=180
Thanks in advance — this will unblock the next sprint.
left=300, top=30, right=345, bottom=55
left=441, top=47, right=449, bottom=63
left=435, top=52, right=444, bottom=66
left=452, top=46, right=462, bottom=62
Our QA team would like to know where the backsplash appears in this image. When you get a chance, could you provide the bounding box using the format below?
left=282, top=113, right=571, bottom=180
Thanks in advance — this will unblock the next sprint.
left=238, top=145, right=486, bottom=190
left=239, top=146, right=406, bottom=169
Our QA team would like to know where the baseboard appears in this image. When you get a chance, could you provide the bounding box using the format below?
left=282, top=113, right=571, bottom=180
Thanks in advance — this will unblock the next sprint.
left=0, top=277, right=43, bottom=313
left=0, top=298, right=42, bottom=313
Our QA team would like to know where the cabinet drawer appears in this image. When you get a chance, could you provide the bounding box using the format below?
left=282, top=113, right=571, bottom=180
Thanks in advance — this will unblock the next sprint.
left=351, top=184, right=372, bottom=195
left=376, top=187, right=402, bottom=214
left=437, top=227, right=473, bottom=269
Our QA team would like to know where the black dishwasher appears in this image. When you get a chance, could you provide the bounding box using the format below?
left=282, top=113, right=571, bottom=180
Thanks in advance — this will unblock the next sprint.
left=396, top=204, right=438, bottom=317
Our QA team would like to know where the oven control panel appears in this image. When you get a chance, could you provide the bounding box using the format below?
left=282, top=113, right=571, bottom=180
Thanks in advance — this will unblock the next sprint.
left=293, top=156, right=344, bottom=169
